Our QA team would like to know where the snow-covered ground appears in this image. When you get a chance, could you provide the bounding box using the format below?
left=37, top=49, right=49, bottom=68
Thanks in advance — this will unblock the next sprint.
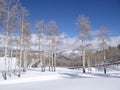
left=0, top=67, right=120, bottom=90
left=0, top=57, right=120, bottom=90
left=1, top=78, right=120, bottom=90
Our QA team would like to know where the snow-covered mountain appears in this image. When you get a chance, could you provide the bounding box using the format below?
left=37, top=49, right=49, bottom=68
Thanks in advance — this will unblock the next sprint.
left=0, top=34, right=120, bottom=59
left=57, top=49, right=80, bottom=60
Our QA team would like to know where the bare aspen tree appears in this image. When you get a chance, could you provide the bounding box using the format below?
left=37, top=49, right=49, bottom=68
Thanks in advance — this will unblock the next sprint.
left=0, top=0, right=20, bottom=79
left=85, top=44, right=92, bottom=73
left=35, top=20, right=45, bottom=72
left=46, top=23, right=52, bottom=71
left=41, top=24, right=47, bottom=72
left=97, top=27, right=110, bottom=74
left=77, top=15, right=91, bottom=73
left=18, top=7, right=29, bottom=77
left=0, top=0, right=30, bottom=79
left=0, top=0, right=6, bottom=79
left=48, top=21, right=58, bottom=72
left=3, top=0, right=9, bottom=80
left=13, top=0, right=21, bottom=74
left=14, top=37, right=19, bottom=73
left=4, top=0, right=13, bottom=80
left=48, top=35, right=51, bottom=71
left=22, top=22, right=30, bottom=72
left=8, top=0, right=19, bottom=77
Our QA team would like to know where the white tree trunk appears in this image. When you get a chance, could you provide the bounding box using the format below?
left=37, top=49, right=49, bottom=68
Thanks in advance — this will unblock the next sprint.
left=4, top=31, right=8, bottom=80
left=103, top=40, right=106, bottom=74
left=48, top=37, right=51, bottom=71
left=9, top=47, right=13, bottom=77
left=82, top=40, right=86, bottom=73
left=51, top=49, right=54, bottom=72
left=4, top=4, right=10, bottom=79
left=53, top=37, right=56, bottom=72
left=19, top=16, right=24, bottom=77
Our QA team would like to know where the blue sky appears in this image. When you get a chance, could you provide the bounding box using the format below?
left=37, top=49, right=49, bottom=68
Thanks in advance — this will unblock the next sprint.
left=21, top=0, right=120, bottom=37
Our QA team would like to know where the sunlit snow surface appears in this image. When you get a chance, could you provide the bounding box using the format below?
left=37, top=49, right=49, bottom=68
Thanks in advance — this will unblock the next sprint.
left=0, top=57, right=120, bottom=90
left=0, top=68, right=120, bottom=90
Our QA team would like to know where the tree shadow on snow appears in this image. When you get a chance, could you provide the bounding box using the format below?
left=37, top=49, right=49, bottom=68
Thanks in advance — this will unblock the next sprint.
left=91, top=73, right=120, bottom=78
left=59, top=72, right=92, bottom=79
left=59, top=72, right=120, bottom=79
